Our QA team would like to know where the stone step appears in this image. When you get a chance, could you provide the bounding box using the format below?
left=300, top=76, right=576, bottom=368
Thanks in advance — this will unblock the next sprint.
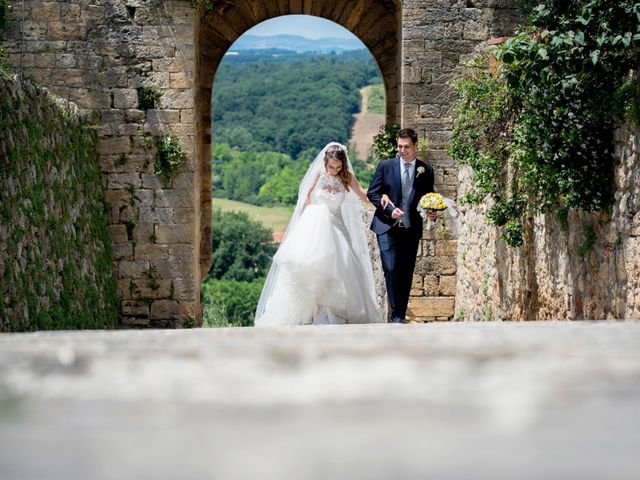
left=1, top=321, right=639, bottom=479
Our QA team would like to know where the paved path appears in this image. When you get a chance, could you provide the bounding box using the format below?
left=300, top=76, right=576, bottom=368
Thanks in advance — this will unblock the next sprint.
left=1, top=322, right=639, bottom=479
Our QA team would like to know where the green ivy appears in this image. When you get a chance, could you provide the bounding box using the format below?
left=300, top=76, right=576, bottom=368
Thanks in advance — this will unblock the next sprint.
left=0, top=0, right=8, bottom=77
left=576, top=223, right=596, bottom=258
left=187, top=0, right=218, bottom=13
left=137, top=84, right=160, bottom=110
left=0, top=77, right=119, bottom=331
left=154, top=135, right=187, bottom=182
left=372, top=123, right=400, bottom=161
left=450, top=0, right=640, bottom=247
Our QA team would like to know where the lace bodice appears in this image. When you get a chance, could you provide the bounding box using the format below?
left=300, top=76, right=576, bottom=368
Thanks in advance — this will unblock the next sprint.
left=310, top=173, right=346, bottom=212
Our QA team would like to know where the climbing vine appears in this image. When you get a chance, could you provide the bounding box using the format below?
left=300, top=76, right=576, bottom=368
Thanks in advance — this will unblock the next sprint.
left=154, top=135, right=187, bottom=182
left=450, top=0, right=640, bottom=247
left=372, top=123, right=400, bottom=161
left=187, top=0, right=226, bottom=14
left=0, top=0, right=8, bottom=77
left=137, top=84, right=161, bottom=110
left=0, top=77, right=120, bottom=331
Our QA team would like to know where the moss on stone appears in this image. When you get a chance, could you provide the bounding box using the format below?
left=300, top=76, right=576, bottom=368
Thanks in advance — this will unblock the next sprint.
left=0, top=77, right=120, bottom=331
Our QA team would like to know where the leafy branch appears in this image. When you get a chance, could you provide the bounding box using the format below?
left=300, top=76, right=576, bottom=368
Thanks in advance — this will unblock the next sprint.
left=450, top=0, right=640, bottom=247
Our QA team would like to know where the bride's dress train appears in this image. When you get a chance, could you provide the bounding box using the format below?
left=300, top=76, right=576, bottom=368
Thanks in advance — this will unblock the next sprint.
left=255, top=172, right=382, bottom=326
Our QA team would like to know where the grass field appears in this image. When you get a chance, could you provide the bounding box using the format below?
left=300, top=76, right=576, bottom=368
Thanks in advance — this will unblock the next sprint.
left=212, top=197, right=293, bottom=241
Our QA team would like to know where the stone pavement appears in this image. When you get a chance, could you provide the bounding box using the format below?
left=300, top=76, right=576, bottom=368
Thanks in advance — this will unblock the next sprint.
left=1, top=321, right=639, bottom=479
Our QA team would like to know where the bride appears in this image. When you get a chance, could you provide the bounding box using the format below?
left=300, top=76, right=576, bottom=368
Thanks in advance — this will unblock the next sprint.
left=254, top=142, right=383, bottom=326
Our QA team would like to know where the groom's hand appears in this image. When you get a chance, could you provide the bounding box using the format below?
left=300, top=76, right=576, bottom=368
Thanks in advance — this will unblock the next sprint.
left=391, top=207, right=404, bottom=219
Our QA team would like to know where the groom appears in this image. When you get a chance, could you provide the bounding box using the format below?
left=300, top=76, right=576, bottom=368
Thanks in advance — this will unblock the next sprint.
left=367, top=128, right=435, bottom=324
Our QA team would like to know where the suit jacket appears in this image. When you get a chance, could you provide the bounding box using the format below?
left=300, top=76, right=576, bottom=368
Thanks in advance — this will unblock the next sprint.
left=367, top=157, right=434, bottom=235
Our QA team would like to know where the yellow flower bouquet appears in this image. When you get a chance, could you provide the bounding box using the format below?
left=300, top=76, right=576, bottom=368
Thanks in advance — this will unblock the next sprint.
left=417, top=192, right=447, bottom=230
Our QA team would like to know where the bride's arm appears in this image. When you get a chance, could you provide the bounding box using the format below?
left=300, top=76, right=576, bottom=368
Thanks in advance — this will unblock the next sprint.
left=304, top=174, right=320, bottom=206
left=349, top=173, right=369, bottom=203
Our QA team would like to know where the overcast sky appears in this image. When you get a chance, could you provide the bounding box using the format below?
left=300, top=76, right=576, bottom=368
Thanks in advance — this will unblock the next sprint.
left=245, top=15, right=355, bottom=39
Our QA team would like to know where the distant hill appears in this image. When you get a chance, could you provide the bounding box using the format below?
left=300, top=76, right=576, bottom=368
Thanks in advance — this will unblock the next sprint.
left=212, top=49, right=382, bottom=159
left=228, top=34, right=366, bottom=53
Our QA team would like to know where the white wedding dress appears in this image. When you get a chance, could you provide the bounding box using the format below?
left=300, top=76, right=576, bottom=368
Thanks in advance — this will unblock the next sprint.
left=255, top=145, right=382, bottom=326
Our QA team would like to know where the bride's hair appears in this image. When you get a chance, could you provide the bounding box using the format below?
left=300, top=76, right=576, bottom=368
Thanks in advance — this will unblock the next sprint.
left=324, top=145, right=351, bottom=191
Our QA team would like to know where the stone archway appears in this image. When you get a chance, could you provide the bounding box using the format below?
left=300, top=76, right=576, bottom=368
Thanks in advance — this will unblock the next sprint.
left=3, top=0, right=522, bottom=327
left=193, top=1, right=401, bottom=284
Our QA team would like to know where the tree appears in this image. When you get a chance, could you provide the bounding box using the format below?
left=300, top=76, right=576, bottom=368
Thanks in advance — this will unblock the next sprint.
left=209, top=209, right=276, bottom=282
left=201, top=278, right=264, bottom=327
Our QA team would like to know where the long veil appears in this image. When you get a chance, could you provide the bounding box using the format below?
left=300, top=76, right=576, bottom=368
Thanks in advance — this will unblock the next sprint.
left=254, top=142, right=380, bottom=323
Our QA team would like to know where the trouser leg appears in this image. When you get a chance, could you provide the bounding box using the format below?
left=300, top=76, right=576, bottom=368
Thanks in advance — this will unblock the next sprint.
left=394, top=233, right=420, bottom=319
left=377, top=232, right=399, bottom=318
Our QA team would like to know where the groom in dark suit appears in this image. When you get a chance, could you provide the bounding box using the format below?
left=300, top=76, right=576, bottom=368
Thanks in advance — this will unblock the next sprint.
left=367, top=128, right=435, bottom=323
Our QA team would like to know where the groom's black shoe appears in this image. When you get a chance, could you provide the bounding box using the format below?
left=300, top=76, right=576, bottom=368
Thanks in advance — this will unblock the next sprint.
left=390, top=317, right=405, bottom=324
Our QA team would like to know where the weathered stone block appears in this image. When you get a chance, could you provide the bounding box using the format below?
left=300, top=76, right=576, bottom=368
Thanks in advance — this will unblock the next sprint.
left=173, top=209, right=196, bottom=225
left=141, top=174, right=165, bottom=189
left=113, top=89, right=139, bottom=109
left=118, top=260, right=150, bottom=279
left=155, top=224, right=193, bottom=244
left=51, top=69, right=85, bottom=88
left=158, top=89, right=193, bottom=109
left=100, top=137, right=132, bottom=156
left=171, top=277, right=196, bottom=302
left=122, top=300, right=150, bottom=317
left=48, top=22, right=86, bottom=40
left=169, top=244, right=196, bottom=257
left=424, top=275, right=439, bottom=296
left=436, top=240, right=458, bottom=256
left=67, top=88, right=111, bottom=110
left=463, top=21, right=490, bottom=40
left=170, top=72, right=189, bottom=89
left=117, top=123, right=141, bottom=137
left=55, top=54, right=77, bottom=68
left=136, top=279, right=174, bottom=299
left=31, top=2, right=61, bottom=22
left=439, top=275, right=457, bottom=296
left=125, top=109, right=146, bottom=123
left=406, top=296, right=455, bottom=317
left=107, top=172, right=141, bottom=189
left=403, top=66, right=422, bottom=84
left=109, top=224, right=128, bottom=244
left=34, top=53, right=56, bottom=68
left=112, top=242, right=133, bottom=260
left=134, top=243, right=169, bottom=258
left=147, top=109, right=181, bottom=124
left=180, top=109, right=195, bottom=123
left=60, top=3, right=82, bottom=21
left=121, top=316, right=150, bottom=327
left=154, top=189, right=194, bottom=208
left=140, top=207, right=174, bottom=223
left=415, top=256, right=457, bottom=276
left=132, top=223, right=156, bottom=245
left=422, top=240, right=436, bottom=256
left=117, top=278, right=132, bottom=300
left=150, top=300, right=188, bottom=320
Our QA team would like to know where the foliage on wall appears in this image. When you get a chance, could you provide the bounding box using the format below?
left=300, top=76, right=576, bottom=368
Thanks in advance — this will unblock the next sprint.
left=0, top=0, right=8, bottom=77
left=450, top=0, right=640, bottom=247
left=372, top=123, right=400, bottom=161
left=0, top=77, right=120, bottom=331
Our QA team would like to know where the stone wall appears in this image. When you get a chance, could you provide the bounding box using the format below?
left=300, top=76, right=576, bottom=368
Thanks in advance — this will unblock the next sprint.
left=0, top=75, right=119, bottom=331
left=4, top=0, right=199, bottom=327
left=455, top=118, right=640, bottom=320
left=3, top=0, right=525, bottom=326
left=402, top=0, right=521, bottom=321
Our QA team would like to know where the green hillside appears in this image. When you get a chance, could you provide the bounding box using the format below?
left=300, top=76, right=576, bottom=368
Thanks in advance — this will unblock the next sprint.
left=212, top=197, right=293, bottom=235
left=213, top=49, right=382, bottom=159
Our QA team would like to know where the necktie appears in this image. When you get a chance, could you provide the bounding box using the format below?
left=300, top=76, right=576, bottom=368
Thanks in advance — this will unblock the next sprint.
left=401, top=162, right=412, bottom=228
